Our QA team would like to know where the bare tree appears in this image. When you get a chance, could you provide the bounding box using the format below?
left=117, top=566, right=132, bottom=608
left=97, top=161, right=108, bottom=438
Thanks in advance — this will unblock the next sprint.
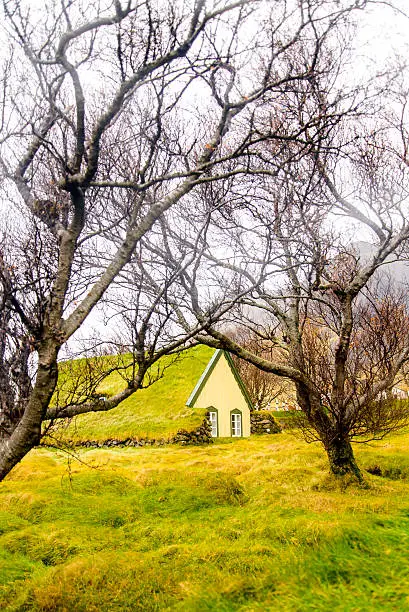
left=229, top=327, right=295, bottom=410
left=147, top=16, right=409, bottom=482
left=0, top=0, right=391, bottom=481
left=0, top=0, right=295, bottom=480
left=188, top=125, right=409, bottom=482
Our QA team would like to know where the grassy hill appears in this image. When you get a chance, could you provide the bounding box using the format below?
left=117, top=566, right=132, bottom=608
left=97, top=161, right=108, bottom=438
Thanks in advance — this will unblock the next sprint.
left=52, top=345, right=214, bottom=443
left=2, top=432, right=409, bottom=610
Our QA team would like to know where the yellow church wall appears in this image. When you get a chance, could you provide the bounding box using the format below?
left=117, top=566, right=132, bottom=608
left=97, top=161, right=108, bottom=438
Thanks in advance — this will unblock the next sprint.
left=193, top=354, right=251, bottom=437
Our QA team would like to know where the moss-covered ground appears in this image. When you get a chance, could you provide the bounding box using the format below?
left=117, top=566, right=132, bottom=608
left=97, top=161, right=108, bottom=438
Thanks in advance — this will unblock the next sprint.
left=2, top=431, right=409, bottom=610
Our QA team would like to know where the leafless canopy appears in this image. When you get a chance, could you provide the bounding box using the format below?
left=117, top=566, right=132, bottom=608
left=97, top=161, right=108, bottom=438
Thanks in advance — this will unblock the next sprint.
left=0, top=0, right=287, bottom=478
left=0, top=0, right=402, bottom=481
left=140, top=1, right=409, bottom=481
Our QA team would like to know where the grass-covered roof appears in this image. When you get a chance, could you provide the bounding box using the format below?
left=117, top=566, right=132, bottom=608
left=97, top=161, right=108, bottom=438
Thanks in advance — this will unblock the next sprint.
left=53, top=345, right=214, bottom=443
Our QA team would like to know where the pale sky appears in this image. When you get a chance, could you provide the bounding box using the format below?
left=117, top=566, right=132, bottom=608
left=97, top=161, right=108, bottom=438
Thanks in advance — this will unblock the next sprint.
left=2, top=0, right=409, bottom=355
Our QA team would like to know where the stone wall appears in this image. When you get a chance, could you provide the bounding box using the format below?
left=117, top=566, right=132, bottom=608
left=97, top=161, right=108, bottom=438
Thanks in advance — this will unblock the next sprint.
left=65, top=411, right=282, bottom=449
left=170, top=415, right=213, bottom=445
left=71, top=415, right=213, bottom=449
left=250, top=411, right=282, bottom=435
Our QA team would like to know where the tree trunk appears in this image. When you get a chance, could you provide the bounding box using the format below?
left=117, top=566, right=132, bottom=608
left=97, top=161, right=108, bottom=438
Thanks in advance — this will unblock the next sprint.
left=0, top=345, right=58, bottom=481
left=325, top=435, right=363, bottom=482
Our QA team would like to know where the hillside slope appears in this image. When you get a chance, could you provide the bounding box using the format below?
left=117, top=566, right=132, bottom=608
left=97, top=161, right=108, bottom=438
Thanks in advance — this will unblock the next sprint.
left=53, top=345, right=214, bottom=443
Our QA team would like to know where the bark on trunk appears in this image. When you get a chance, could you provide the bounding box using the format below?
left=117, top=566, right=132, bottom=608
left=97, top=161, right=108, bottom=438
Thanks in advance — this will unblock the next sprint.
left=294, top=381, right=364, bottom=483
left=325, top=435, right=363, bottom=482
left=0, top=346, right=58, bottom=481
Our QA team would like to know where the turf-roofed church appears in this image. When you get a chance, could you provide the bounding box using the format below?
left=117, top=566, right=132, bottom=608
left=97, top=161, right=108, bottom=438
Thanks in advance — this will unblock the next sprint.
left=186, top=349, right=252, bottom=437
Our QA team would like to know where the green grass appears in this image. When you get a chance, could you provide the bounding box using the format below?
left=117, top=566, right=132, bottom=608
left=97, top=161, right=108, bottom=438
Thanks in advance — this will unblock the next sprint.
left=2, top=432, right=409, bottom=610
left=269, top=409, right=300, bottom=429
left=51, top=345, right=214, bottom=443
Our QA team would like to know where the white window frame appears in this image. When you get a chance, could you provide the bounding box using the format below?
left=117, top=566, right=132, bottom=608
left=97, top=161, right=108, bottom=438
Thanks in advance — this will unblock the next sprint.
left=231, top=411, right=242, bottom=437
left=209, top=410, right=218, bottom=437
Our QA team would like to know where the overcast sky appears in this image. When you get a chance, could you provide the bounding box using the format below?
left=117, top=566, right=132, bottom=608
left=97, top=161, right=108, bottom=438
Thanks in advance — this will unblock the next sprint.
left=2, top=0, right=409, bottom=355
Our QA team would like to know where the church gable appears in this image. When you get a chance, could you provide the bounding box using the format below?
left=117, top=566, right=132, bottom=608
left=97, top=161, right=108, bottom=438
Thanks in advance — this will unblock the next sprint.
left=186, top=349, right=252, bottom=438
left=186, top=349, right=252, bottom=410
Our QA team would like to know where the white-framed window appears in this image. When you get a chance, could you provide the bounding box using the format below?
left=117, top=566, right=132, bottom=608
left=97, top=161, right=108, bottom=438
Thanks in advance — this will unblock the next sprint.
left=231, top=411, right=242, bottom=437
left=209, top=411, right=218, bottom=437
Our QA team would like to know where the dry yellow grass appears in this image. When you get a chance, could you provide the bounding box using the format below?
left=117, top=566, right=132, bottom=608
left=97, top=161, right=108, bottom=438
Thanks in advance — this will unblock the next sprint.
left=2, top=432, right=409, bottom=610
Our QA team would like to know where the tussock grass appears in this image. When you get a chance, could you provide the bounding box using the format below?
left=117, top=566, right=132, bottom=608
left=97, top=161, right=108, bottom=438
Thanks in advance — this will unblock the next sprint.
left=2, top=434, right=409, bottom=610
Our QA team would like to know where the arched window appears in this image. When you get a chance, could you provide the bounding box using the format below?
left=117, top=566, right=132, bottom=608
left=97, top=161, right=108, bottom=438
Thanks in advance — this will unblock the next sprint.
left=208, top=407, right=218, bottom=437
left=230, top=409, right=242, bottom=437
